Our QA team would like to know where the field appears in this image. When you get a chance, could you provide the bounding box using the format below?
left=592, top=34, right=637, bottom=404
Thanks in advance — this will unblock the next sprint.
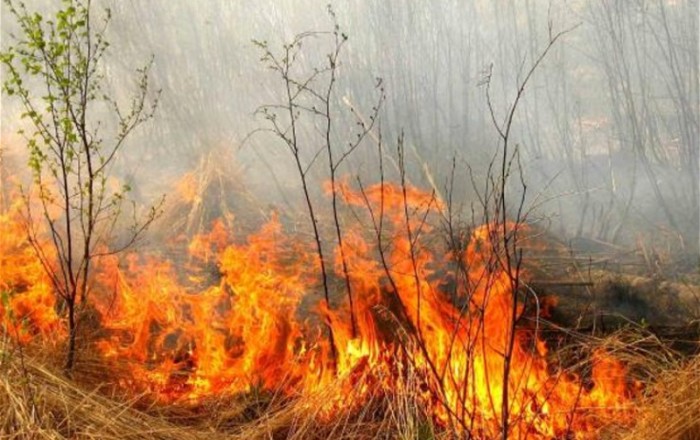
left=1, top=1, right=698, bottom=438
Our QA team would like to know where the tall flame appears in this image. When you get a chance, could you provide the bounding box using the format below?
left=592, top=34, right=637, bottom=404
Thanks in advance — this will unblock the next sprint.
left=2, top=180, right=638, bottom=438
left=0, top=198, right=62, bottom=343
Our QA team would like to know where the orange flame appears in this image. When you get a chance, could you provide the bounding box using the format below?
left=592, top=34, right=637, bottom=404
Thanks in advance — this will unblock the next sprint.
left=3, top=179, right=638, bottom=438
left=0, top=198, right=62, bottom=343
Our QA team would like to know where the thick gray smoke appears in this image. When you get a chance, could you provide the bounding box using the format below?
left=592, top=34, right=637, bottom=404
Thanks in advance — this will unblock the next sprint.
left=2, top=0, right=698, bottom=253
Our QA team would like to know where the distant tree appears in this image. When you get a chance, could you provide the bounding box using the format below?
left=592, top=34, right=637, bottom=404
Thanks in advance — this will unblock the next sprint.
left=589, top=0, right=698, bottom=250
left=0, top=0, right=161, bottom=371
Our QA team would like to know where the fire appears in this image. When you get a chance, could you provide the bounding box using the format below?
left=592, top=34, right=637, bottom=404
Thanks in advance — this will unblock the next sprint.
left=1, top=178, right=639, bottom=438
left=0, top=197, right=62, bottom=344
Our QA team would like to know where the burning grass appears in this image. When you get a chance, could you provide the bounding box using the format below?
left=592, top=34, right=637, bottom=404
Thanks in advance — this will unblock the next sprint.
left=154, top=149, right=263, bottom=242
left=1, top=174, right=698, bottom=439
left=1, top=333, right=697, bottom=439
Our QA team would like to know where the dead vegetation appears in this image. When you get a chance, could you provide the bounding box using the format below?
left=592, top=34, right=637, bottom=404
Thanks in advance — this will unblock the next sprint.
left=1, top=152, right=697, bottom=440
left=0, top=3, right=697, bottom=438
left=0, top=158, right=697, bottom=439
left=0, top=345, right=200, bottom=439
left=612, top=355, right=700, bottom=440
left=154, top=148, right=264, bottom=242
left=1, top=330, right=699, bottom=439
left=0, top=339, right=435, bottom=440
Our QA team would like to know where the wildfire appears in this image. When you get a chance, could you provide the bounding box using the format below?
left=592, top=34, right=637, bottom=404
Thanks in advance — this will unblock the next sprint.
left=0, top=198, right=62, bottom=344
left=0, top=179, right=639, bottom=439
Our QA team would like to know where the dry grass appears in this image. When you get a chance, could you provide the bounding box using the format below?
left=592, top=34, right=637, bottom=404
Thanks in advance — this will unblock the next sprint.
left=155, top=149, right=263, bottom=241
left=611, top=355, right=700, bottom=440
left=2, top=332, right=700, bottom=439
left=0, top=339, right=440, bottom=440
left=0, top=341, right=211, bottom=439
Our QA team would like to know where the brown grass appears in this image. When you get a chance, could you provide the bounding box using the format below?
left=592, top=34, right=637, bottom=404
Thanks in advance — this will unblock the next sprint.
left=611, top=355, right=700, bottom=440
left=1, top=325, right=698, bottom=439
left=155, top=149, right=263, bottom=242
left=0, top=338, right=439, bottom=440
left=0, top=341, right=210, bottom=439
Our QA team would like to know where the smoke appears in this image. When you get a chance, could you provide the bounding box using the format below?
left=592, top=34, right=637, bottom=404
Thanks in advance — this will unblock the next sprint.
left=1, top=0, right=697, bottom=252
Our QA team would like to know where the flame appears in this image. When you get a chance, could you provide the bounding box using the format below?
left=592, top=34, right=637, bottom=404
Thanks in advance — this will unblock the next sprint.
left=0, top=198, right=62, bottom=343
left=2, top=178, right=639, bottom=438
left=176, top=171, right=200, bottom=204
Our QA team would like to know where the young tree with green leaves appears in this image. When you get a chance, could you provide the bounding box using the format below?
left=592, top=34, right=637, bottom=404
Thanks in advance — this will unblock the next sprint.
left=0, top=0, right=161, bottom=371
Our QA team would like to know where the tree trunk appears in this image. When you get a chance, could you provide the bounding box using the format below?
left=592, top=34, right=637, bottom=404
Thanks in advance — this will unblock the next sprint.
left=64, top=301, right=77, bottom=373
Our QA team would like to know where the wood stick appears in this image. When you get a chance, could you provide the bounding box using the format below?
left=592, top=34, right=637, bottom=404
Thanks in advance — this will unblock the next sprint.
left=528, top=280, right=595, bottom=287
